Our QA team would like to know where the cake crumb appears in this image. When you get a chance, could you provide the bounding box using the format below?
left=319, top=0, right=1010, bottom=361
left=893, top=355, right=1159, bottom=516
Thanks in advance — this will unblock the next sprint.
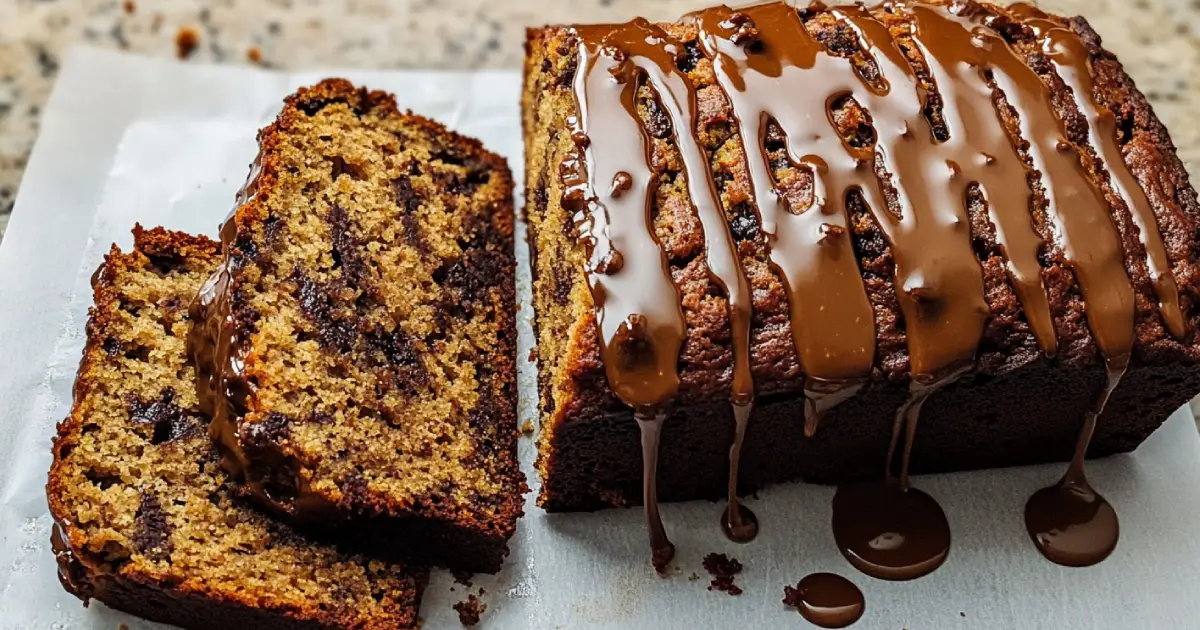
left=451, top=569, right=474, bottom=587
left=247, top=47, right=263, bottom=64
left=688, top=572, right=700, bottom=581
left=119, top=625, right=129, bottom=630
left=961, top=612, right=966, bottom=617
left=527, top=346, right=538, bottom=362
left=520, top=419, right=534, bottom=434
left=175, top=27, right=199, bottom=59
left=122, top=1, right=135, bottom=14
left=453, top=594, right=487, bottom=627
left=702, top=552, right=743, bottom=596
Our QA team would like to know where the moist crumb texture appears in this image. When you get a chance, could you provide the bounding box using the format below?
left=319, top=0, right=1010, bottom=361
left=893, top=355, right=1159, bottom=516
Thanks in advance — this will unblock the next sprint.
left=47, top=227, right=426, bottom=630
left=523, top=0, right=1200, bottom=511
left=192, top=79, right=524, bottom=573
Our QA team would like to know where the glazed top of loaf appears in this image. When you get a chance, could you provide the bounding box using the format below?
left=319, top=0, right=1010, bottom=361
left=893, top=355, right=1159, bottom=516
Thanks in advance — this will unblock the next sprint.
left=526, top=0, right=1200, bottom=411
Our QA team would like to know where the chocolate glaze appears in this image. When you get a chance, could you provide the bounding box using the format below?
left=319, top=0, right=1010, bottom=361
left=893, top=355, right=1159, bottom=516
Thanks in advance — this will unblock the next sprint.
left=51, top=522, right=93, bottom=602
left=722, top=402, right=759, bottom=543
left=559, top=0, right=1173, bottom=571
left=1025, top=359, right=1126, bottom=566
left=832, top=371, right=956, bottom=581
left=1009, top=3, right=1186, bottom=340
left=568, top=19, right=761, bottom=555
left=786, top=572, right=865, bottom=629
left=697, top=2, right=877, bottom=415
left=637, top=409, right=676, bottom=572
left=187, top=154, right=320, bottom=517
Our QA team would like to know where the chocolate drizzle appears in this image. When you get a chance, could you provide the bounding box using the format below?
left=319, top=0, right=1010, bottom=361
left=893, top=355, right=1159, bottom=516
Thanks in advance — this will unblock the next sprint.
left=1010, top=3, right=1186, bottom=340
left=636, top=409, right=675, bottom=571
left=188, top=155, right=281, bottom=510
left=559, top=0, right=1177, bottom=572
left=1025, top=359, right=1126, bottom=567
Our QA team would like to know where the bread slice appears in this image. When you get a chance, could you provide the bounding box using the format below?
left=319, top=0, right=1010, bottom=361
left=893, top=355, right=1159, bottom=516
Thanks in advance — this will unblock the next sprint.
left=191, top=79, right=524, bottom=573
left=47, top=227, right=426, bottom=630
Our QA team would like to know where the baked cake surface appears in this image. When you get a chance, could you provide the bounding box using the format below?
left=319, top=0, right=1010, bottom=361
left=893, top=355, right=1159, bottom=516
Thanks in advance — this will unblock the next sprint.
left=191, top=79, right=524, bottom=573
left=523, top=0, right=1200, bottom=511
left=47, top=227, right=425, bottom=630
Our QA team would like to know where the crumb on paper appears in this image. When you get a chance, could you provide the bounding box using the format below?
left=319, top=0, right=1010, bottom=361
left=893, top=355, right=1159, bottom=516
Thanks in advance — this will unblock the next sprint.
left=247, top=47, right=263, bottom=64
left=453, top=593, right=486, bottom=627
left=122, top=1, right=135, bottom=13
left=451, top=569, right=474, bottom=587
left=175, top=27, right=200, bottom=59
left=527, top=346, right=538, bottom=362
left=119, top=624, right=129, bottom=630
left=688, top=572, right=700, bottom=581
left=783, top=583, right=799, bottom=607
left=520, top=419, right=534, bottom=434
left=961, top=612, right=966, bottom=617
left=702, top=552, right=743, bottom=596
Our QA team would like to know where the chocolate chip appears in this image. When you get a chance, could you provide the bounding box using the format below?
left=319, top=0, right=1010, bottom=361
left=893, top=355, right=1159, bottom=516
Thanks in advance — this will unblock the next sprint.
left=677, top=40, right=704, bottom=73
left=730, top=211, right=760, bottom=241
left=643, top=97, right=673, bottom=139
left=246, top=411, right=291, bottom=445
left=102, top=337, right=123, bottom=356
left=392, top=175, right=424, bottom=213
left=364, top=326, right=421, bottom=369
left=291, top=271, right=357, bottom=352
left=128, top=388, right=200, bottom=445
left=328, top=205, right=367, bottom=286
left=132, top=493, right=171, bottom=561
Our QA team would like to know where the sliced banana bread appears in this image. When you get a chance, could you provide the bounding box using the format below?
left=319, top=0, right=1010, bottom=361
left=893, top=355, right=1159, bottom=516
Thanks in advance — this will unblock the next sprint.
left=47, top=226, right=426, bottom=630
left=190, top=79, right=524, bottom=573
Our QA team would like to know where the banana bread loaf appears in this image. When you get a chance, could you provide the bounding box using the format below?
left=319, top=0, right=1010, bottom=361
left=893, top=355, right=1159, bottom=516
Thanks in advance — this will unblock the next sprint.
left=190, top=79, right=524, bottom=573
left=523, top=0, right=1200, bottom=512
left=48, top=227, right=426, bottom=630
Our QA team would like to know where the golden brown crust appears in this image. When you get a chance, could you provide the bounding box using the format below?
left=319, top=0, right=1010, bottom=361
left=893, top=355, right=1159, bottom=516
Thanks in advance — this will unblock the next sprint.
left=48, top=227, right=425, bottom=629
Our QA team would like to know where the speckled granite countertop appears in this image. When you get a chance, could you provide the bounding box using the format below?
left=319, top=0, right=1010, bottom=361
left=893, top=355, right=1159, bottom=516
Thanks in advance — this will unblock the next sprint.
left=1, top=0, right=1199, bottom=242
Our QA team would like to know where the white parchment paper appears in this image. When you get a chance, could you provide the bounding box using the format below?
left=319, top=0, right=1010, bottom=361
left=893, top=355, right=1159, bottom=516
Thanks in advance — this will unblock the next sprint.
left=3, top=46, right=1200, bottom=629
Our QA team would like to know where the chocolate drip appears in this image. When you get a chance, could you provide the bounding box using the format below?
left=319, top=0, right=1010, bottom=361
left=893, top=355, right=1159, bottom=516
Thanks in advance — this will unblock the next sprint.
left=566, top=24, right=691, bottom=567
left=1025, top=358, right=1126, bottom=566
left=787, top=573, right=866, bottom=629
left=637, top=409, right=675, bottom=572
left=1000, top=3, right=1140, bottom=567
left=583, top=18, right=761, bottom=545
left=190, top=157, right=263, bottom=492
left=831, top=370, right=957, bottom=582
left=722, top=402, right=759, bottom=543
left=1010, top=5, right=1186, bottom=339
left=697, top=3, right=876, bottom=429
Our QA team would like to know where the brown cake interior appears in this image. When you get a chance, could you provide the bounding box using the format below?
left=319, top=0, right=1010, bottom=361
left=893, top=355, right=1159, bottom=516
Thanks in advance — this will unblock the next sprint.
left=194, top=79, right=524, bottom=572
left=47, top=226, right=425, bottom=630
